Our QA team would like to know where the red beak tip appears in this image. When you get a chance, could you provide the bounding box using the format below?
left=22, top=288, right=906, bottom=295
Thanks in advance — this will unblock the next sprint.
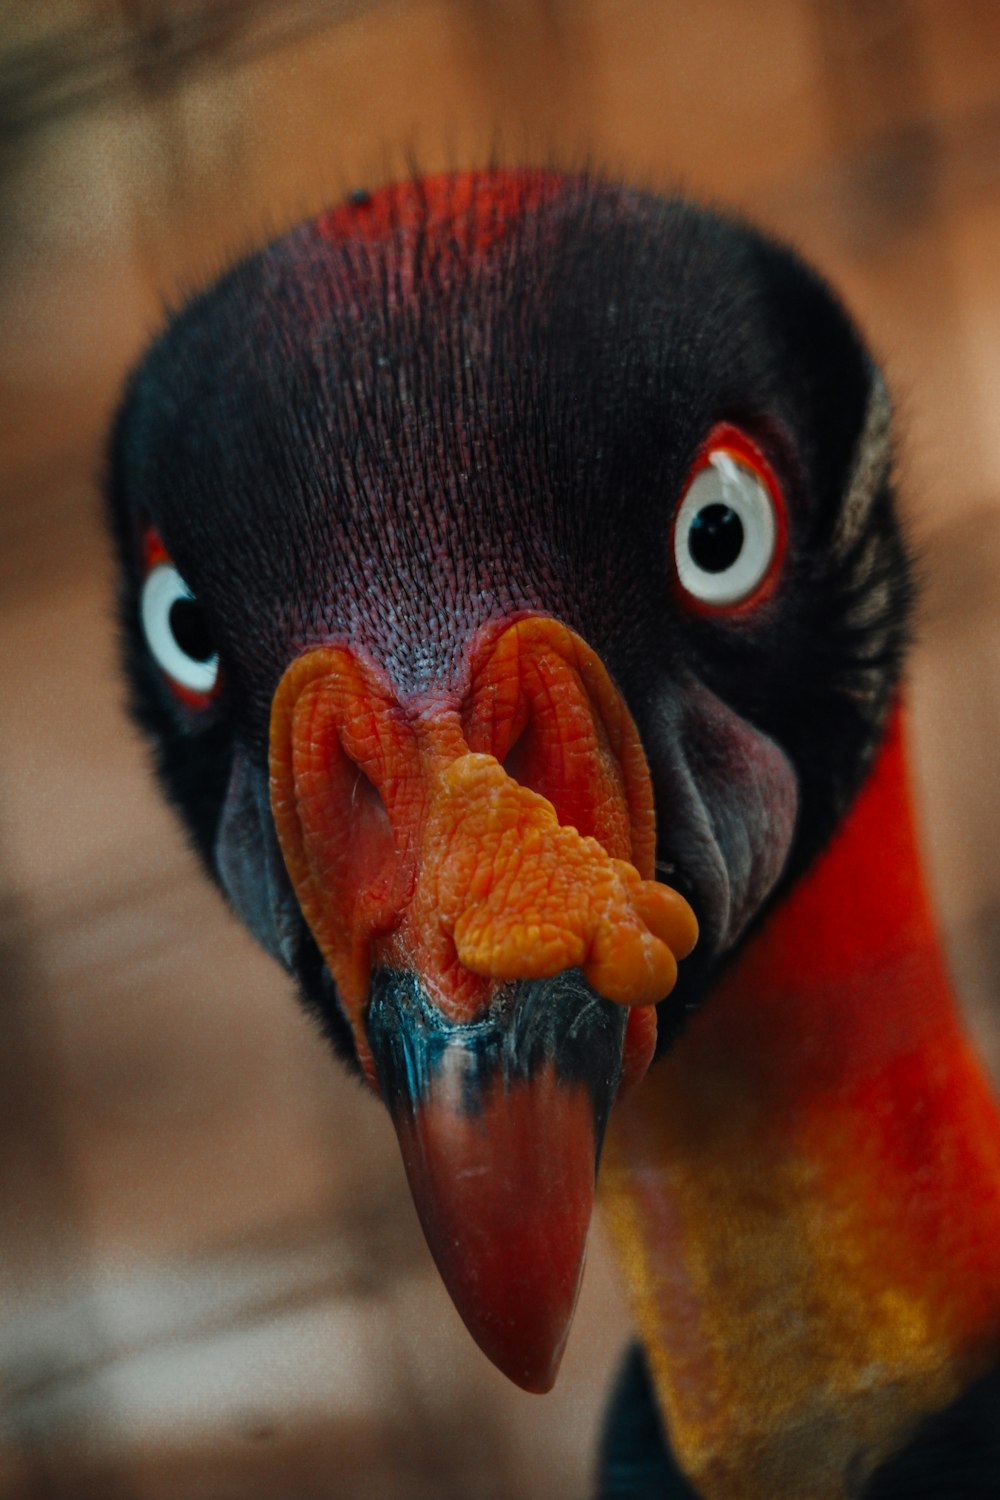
left=506, top=1351, right=562, bottom=1395
left=453, top=1267, right=580, bottom=1393
left=393, top=1070, right=598, bottom=1391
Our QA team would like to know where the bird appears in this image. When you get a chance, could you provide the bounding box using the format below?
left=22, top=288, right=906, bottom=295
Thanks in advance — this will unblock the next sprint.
left=104, top=168, right=1000, bottom=1498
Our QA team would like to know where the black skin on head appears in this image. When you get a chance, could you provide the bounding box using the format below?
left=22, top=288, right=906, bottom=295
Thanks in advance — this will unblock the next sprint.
left=106, top=171, right=912, bottom=1065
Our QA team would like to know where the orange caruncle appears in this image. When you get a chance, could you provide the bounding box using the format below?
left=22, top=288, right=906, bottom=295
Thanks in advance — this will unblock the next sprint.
left=270, top=616, right=697, bottom=1087
left=415, top=749, right=695, bottom=1004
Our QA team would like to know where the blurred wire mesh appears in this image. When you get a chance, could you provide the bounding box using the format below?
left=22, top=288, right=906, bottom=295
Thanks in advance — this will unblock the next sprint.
left=2, top=2, right=1000, bottom=1496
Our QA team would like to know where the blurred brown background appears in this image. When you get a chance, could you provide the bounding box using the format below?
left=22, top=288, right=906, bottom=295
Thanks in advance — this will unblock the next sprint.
left=2, top=2, right=1000, bottom=1496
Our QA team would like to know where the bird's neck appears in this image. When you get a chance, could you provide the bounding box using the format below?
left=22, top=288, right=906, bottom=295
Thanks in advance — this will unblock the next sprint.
left=600, top=706, right=1000, bottom=1500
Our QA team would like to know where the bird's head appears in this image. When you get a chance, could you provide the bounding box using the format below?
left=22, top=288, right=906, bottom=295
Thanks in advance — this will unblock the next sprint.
left=106, top=170, right=911, bottom=1392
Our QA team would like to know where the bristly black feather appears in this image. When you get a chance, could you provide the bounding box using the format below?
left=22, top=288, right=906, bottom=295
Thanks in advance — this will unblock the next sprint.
left=597, top=1347, right=1000, bottom=1500
left=862, top=1360, right=1000, bottom=1500
left=596, top=1343, right=701, bottom=1499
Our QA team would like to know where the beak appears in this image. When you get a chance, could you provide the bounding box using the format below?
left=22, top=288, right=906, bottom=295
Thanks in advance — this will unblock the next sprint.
left=368, top=967, right=626, bottom=1391
left=268, top=617, right=696, bottom=1389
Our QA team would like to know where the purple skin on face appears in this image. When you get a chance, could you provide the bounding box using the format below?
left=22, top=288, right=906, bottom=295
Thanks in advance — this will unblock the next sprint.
left=640, top=674, right=799, bottom=959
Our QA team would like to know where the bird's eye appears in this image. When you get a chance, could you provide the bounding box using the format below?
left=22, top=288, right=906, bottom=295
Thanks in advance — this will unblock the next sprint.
left=140, top=563, right=219, bottom=697
left=673, top=427, right=785, bottom=611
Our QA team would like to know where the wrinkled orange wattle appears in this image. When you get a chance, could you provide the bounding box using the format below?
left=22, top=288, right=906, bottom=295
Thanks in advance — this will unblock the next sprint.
left=268, top=616, right=697, bottom=1086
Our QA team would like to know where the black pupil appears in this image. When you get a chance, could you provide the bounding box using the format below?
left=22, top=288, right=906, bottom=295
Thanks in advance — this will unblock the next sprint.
left=169, top=597, right=215, bottom=662
left=688, top=504, right=744, bottom=573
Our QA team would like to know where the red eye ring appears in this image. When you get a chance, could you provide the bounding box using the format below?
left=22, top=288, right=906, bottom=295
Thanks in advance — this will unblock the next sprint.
left=671, top=422, right=788, bottom=617
left=140, top=525, right=220, bottom=712
left=142, top=525, right=170, bottom=572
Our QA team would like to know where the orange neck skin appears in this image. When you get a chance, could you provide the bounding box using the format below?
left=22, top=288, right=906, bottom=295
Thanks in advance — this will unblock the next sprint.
left=600, top=706, right=1000, bottom=1500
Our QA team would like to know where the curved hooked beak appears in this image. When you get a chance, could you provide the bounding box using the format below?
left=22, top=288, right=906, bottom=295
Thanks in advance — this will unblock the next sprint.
left=268, top=617, right=697, bottom=1391
left=368, top=969, right=628, bottom=1392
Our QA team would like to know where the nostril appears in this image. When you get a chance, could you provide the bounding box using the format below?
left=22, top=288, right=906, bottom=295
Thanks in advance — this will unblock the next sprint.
left=501, top=725, right=532, bottom=791
left=501, top=716, right=566, bottom=810
left=464, top=619, right=639, bottom=862
left=346, top=763, right=395, bottom=900
left=465, top=685, right=575, bottom=816
left=500, top=715, right=600, bottom=846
